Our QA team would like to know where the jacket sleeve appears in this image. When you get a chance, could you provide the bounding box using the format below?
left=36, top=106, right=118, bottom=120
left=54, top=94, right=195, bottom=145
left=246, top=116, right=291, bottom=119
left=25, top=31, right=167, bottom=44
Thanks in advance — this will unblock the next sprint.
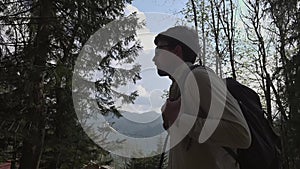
left=172, top=68, right=251, bottom=149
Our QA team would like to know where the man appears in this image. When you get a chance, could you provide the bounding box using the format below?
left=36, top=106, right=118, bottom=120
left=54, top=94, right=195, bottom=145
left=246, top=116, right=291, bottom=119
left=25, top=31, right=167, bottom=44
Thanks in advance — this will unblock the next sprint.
left=153, top=26, right=251, bottom=169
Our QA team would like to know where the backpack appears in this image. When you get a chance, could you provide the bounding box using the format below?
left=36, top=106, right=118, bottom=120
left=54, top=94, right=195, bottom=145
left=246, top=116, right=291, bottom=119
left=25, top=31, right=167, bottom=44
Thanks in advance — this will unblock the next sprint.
left=224, top=77, right=282, bottom=169
left=188, top=65, right=282, bottom=169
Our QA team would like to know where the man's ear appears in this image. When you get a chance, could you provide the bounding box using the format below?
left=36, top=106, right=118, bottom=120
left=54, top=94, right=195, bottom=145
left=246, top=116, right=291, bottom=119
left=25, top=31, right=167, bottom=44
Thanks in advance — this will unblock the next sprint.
left=174, top=45, right=183, bottom=59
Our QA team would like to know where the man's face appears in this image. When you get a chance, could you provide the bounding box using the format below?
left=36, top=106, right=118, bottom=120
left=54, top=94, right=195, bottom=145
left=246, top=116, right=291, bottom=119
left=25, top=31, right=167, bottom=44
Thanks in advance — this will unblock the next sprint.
left=152, top=41, right=175, bottom=76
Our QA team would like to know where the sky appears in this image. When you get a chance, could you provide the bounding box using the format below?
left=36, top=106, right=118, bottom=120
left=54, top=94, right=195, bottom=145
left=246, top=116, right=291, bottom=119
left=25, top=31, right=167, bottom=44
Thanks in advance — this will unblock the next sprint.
left=132, top=0, right=188, bottom=14
left=112, top=0, right=191, bottom=118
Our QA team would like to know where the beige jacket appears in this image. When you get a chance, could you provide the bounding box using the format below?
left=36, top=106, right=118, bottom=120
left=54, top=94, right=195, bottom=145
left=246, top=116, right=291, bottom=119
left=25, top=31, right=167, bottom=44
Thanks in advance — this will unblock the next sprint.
left=164, top=63, right=251, bottom=169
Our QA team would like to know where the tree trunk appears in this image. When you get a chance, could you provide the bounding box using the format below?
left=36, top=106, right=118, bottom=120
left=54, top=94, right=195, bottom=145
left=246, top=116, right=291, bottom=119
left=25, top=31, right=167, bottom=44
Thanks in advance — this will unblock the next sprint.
left=19, top=0, right=52, bottom=168
left=201, top=0, right=206, bottom=66
left=210, top=0, right=222, bottom=76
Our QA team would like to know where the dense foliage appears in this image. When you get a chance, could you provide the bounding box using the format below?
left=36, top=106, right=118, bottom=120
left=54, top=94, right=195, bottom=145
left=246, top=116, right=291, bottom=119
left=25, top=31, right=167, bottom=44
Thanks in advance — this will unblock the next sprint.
left=0, top=0, right=142, bottom=168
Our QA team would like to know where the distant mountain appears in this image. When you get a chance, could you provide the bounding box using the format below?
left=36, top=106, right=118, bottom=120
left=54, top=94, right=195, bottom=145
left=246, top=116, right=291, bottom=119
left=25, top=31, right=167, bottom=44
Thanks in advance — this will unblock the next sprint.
left=104, top=111, right=165, bottom=138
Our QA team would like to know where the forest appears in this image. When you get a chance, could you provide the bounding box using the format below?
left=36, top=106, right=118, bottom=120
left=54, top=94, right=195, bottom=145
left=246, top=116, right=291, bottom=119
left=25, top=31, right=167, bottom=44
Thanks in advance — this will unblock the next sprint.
left=0, top=0, right=299, bottom=169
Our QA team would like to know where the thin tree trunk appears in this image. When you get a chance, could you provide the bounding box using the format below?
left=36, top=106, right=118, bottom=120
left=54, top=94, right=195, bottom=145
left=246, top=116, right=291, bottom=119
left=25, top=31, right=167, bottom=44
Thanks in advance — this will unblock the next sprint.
left=210, top=0, right=222, bottom=76
left=249, top=0, right=273, bottom=123
left=19, top=0, right=52, bottom=168
left=265, top=74, right=272, bottom=124
left=191, top=0, right=198, bottom=33
left=215, top=0, right=236, bottom=78
left=201, top=0, right=206, bottom=66
left=228, top=0, right=236, bottom=79
left=190, top=0, right=202, bottom=65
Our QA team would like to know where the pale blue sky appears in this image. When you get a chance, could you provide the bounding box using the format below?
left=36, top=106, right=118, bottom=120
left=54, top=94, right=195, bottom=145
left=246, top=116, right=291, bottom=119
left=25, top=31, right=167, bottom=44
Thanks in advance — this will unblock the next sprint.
left=132, top=0, right=188, bottom=14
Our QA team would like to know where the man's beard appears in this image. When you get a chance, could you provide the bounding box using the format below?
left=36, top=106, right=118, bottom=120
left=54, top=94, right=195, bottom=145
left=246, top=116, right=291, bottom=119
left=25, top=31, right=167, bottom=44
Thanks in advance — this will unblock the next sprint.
left=157, top=69, right=169, bottom=76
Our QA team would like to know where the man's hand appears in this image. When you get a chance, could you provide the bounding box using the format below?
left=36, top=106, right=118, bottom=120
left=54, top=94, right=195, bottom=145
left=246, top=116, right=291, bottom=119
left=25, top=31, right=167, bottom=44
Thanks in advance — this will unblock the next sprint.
left=162, top=98, right=181, bottom=130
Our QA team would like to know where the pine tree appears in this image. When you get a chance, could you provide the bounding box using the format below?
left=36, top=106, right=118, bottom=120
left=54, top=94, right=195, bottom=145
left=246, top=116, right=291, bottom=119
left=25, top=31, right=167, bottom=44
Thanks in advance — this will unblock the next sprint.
left=0, top=0, right=141, bottom=168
